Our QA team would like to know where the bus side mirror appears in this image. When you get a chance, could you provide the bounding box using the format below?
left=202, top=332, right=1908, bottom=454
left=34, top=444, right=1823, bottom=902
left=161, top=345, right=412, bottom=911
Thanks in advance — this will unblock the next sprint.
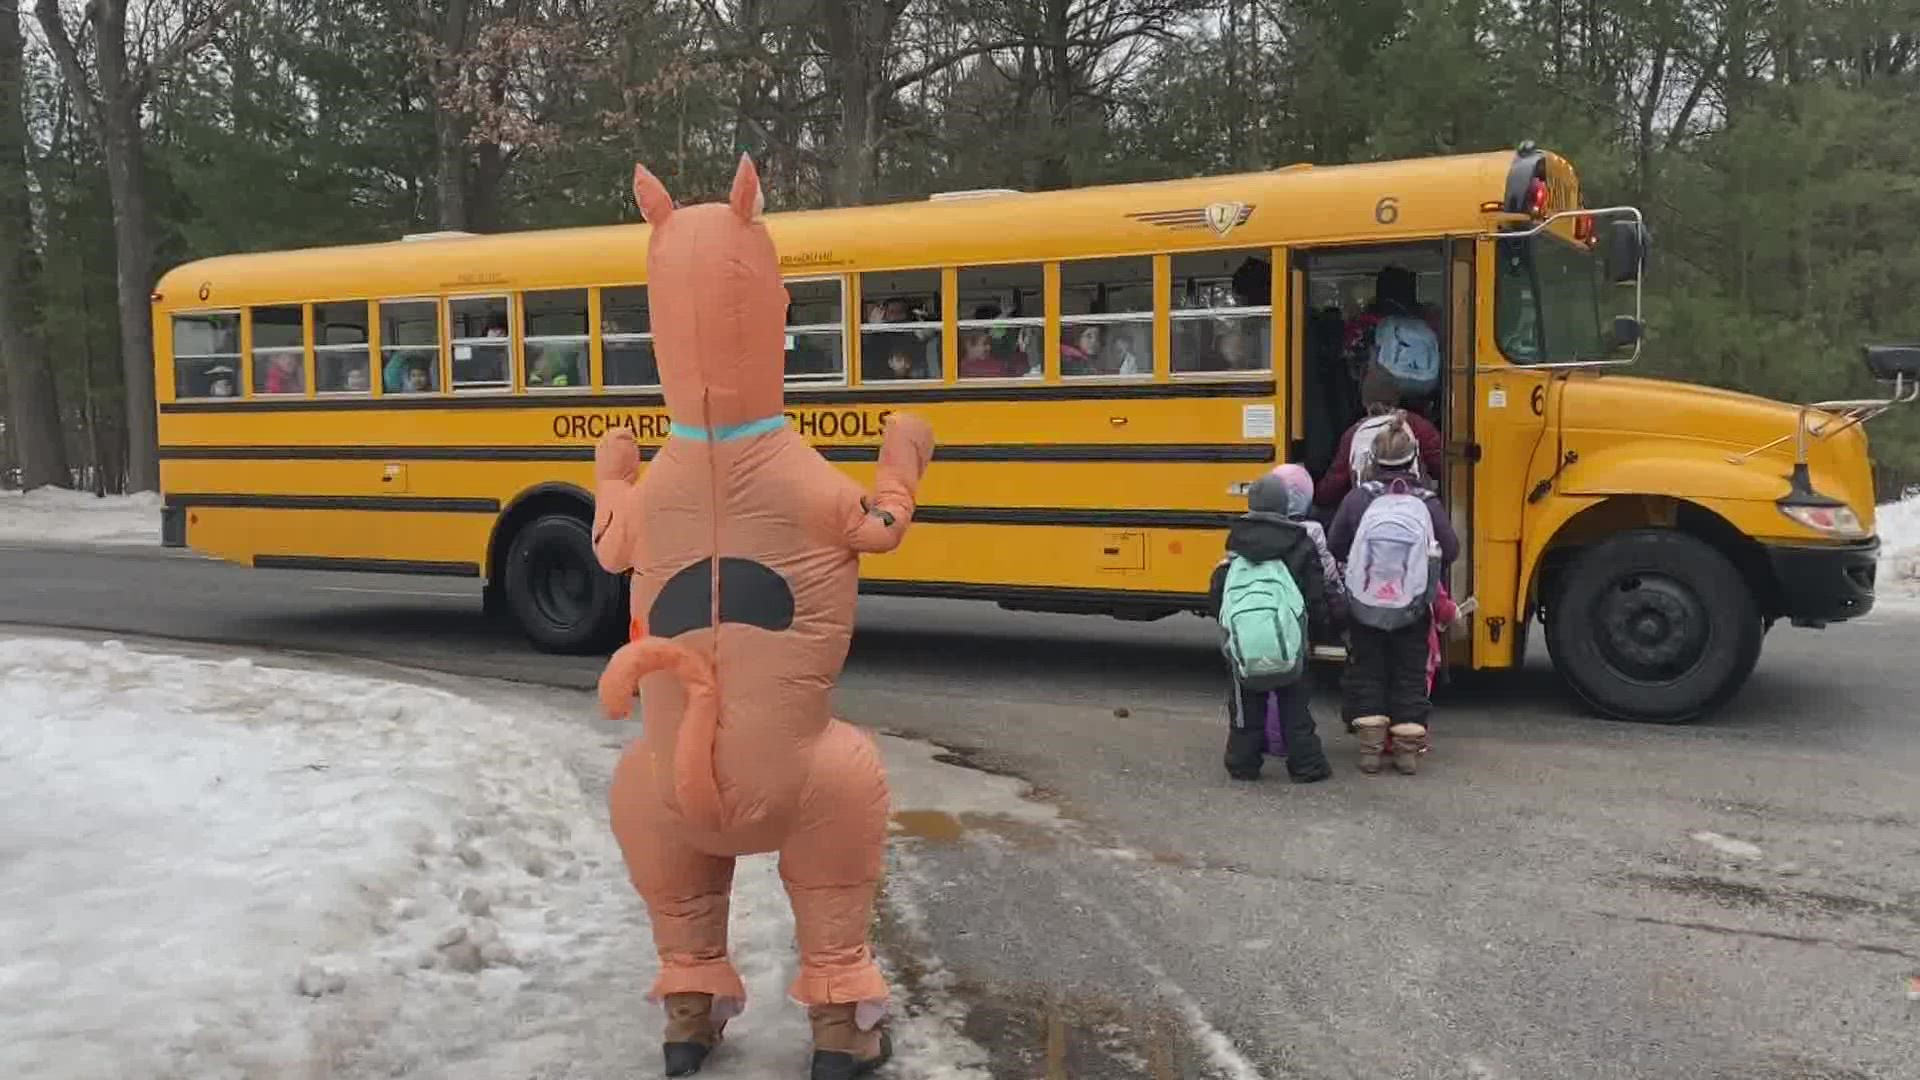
left=1863, top=344, right=1920, bottom=382
left=1606, top=220, right=1646, bottom=284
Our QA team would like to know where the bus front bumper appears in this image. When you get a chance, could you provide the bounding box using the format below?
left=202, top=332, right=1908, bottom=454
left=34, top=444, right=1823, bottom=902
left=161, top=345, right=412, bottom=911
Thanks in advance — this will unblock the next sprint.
left=1766, top=538, right=1878, bottom=626
left=161, top=505, right=186, bottom=548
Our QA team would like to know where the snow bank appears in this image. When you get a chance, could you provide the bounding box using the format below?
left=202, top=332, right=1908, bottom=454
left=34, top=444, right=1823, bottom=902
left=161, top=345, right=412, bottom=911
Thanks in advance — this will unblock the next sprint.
left=0, top=637, right=987, bottom=1079
left=1876, top=495, right=1920, bottom=602
left=0, top=487, right=159, bottom=546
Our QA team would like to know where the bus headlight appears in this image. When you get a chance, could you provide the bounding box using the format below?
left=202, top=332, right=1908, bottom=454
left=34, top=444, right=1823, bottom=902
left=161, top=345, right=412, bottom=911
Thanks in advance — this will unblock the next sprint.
left=1779, top=502, right=1866, bottom=538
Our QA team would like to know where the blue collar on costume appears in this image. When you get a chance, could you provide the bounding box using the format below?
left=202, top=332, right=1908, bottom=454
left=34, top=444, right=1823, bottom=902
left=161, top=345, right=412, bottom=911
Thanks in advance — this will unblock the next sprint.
left=669, top=414, right=787, bottom=442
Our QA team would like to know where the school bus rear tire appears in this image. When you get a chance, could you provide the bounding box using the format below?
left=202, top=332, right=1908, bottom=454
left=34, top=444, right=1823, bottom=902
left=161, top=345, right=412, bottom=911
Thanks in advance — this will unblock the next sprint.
left=1546, top=529, right=1763, bottom=724
left=504, top=513, right=627, bottom=654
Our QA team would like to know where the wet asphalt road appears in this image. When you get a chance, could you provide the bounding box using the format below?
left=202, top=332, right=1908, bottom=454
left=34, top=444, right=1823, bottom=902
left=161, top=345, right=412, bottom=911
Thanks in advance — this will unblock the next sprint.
left=3, top=541, right=1918, bottom=1079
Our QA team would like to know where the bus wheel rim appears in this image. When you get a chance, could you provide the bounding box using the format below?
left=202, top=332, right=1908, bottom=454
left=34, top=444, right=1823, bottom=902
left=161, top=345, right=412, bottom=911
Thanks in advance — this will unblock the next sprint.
left=530, top=542, right=591, bottom=629
left=1593, top=571, right=1709, bottom=683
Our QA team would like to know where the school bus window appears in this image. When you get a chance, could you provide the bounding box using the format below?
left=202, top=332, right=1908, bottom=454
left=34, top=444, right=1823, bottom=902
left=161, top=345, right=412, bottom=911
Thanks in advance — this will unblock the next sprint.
left=1494, top=233, right=1612, bottom=364
left=784, top=277, right=844, bottom=383
left=172, top=312, right=240, bottom=399
left=448, top=296, right=512, bottom=391
left=602, top=286, right=658, bottom=387
left=525, top=289, right=587, bottom=390
left=313, top=301, right=372, bottom=393
left=250, top=305, right=305, bottom=395
left=859, top=269, right=941, bottom=382
left=1170, top=250, right=1273, bottom=374
left=957, top=264, right=1042, bottom=380
left=1060, top=257, right=1151, bottom=378
left=379, top=300, right=440, bottom=394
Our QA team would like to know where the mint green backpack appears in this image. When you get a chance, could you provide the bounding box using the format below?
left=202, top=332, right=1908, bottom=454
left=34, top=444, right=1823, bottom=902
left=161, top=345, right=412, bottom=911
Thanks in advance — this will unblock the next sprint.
left=1219, top=555, right=1309, bottom=689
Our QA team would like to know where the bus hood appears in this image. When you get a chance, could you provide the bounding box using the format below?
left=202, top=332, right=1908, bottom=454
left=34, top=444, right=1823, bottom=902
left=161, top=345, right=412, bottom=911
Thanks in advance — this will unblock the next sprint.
left=1556, top=375, right=1878, bottom=534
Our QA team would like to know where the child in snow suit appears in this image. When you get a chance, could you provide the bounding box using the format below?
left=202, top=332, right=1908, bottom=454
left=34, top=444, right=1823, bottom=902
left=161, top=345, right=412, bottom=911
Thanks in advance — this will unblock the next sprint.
left=1328, top=417, right=1459, bottom=775
left=1208, top=470, right=1335, bottom=784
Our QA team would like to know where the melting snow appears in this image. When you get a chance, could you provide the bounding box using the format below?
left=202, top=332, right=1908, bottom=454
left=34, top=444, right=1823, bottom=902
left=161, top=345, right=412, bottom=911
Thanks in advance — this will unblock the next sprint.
left=0, top=487, right=159, bottom=547
left=1874, top=495, right=1920, bottom=602
left=0, top=635, right=989, bottom=1079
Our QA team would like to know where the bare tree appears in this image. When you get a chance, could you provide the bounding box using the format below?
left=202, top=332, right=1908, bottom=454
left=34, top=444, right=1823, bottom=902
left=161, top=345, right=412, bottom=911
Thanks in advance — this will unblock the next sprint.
left=1, top=0, right=69, bottom=489
left=35, top=0, right=239, bottom=492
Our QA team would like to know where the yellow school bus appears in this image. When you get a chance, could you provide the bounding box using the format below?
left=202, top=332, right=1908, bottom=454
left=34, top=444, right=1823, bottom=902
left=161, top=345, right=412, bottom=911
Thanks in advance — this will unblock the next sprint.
left=152, top=142, right=1915, bottom=722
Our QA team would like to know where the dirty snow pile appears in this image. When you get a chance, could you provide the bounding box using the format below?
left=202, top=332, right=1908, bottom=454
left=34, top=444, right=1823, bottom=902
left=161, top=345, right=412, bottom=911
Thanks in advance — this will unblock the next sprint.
left=0, top=486, right=159, bottom=546
left=0, top=636, right=986, bottom=1079
left=1876, top=495, right=1920, bottom=602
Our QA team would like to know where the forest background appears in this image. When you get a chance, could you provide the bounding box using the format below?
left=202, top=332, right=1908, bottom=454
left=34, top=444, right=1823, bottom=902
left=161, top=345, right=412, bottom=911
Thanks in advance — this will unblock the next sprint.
left=0, top=0, right=1915, bottom=496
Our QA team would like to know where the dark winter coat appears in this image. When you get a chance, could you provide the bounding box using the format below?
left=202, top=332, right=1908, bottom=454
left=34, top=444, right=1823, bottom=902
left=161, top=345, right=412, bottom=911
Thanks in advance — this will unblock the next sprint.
left=1326, top=467, right=1461, bottom=569
left=1206, top=512, right=1338, bottom=637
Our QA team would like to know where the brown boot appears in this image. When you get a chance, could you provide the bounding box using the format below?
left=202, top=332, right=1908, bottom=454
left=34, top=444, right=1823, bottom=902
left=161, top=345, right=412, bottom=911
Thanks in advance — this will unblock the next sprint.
left=663, top=992, right=724, bottom=1077
left=1389, top=722, right=1428, bottom=775
left=1353, top=716, right=1388, bottom=774
left=808, top=1003, right=892, bottom=1080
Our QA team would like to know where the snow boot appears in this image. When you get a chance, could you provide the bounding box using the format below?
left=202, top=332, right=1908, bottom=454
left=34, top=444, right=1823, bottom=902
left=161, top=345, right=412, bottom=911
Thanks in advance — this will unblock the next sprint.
left=808, top=1003, right=892, bottom=1080
left=662, top=992, right=723, bottom=1077
left=1353, top=716, right=1388, bottom=774
left=1390, top=722, right=1428, bottom=775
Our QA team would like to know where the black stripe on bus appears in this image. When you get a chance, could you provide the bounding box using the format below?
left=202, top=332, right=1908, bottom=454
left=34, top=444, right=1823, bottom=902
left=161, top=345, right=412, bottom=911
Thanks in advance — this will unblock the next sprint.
left=165, top=493, right=501, bottom=513
left=860, top=579, right=1208, bottom=610
left=162, top=491, right=1233, bottom=529
left=254, top=555, right=482, bottom=576
left=912, top=507, right=1238, bottom=529
left=157, top=442, right=1276, bottom=465
left=158, top=379, right=1276, bottom=413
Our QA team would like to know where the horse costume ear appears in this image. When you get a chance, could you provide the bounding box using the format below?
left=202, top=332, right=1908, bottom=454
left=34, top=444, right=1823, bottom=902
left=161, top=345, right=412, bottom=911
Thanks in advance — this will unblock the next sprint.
left=729, top=153, right=764, bottom=222
left=633, top=163, right=675, bottom=224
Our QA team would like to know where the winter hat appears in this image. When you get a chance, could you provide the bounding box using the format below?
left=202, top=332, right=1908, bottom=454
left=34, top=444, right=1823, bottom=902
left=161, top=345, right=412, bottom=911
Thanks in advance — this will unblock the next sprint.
left=1370, top=416, right=1419, bottom=469
left=1246, top=472, right=1294, bottom=517
left=1269, top=463, right=1314, bottom=518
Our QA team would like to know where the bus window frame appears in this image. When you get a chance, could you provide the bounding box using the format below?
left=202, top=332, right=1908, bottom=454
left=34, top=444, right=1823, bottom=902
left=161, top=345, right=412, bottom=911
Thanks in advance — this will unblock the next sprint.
left=170, top=308, right=243, bottom=401
left=783, top=273, right=850, bottom=388
left=377, top=296, right=445, bottom=397
left=598, top=283, right=659, bottom=391
left=446, top=293, right=516, bottom=394
left=247, top=303, right=308, bottom=397
left=312, top=299, right=375, bottom=397
left=954, top=261, right=1045, bottom=383
left=1058, top=255, right=1154, bottom=382
left=521, top=288, right=591, bottom=394
left=855, top=268, right=944, bottom=388
left=1167, top=246, right=1280, bottom=382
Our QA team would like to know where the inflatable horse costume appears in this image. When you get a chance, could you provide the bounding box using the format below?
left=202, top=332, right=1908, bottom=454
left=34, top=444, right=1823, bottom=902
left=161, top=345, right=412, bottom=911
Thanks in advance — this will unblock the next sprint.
left=592, top=155, right=934, bottom=1078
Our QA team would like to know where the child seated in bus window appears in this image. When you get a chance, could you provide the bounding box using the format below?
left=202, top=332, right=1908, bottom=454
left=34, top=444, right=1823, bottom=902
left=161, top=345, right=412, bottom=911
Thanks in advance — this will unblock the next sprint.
left=528, top=344, right=583, bottom=388
left=960, top=324, right=1027, bottom=379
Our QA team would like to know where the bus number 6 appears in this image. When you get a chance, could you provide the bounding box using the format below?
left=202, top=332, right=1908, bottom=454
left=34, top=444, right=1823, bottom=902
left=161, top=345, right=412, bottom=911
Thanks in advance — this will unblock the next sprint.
left=1374, top=196, right=1400, bottom=225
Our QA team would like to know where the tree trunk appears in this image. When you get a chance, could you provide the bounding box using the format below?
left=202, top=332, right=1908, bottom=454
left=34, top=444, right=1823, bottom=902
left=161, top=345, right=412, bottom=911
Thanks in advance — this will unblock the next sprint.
left=92, top=1, right=159, bottom=491
left=821, top=0, right=896, bottom=206
left=1034, top=0, right=1074, bottom=190
left=433, top=0, right=473, bottom=229
left=0, top=0, right=70, bottom=489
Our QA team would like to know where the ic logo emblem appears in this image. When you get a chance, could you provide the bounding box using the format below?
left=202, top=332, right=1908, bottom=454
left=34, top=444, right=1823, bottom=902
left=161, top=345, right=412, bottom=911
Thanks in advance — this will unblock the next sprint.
left=1205, top=201, right=1247, bottom=237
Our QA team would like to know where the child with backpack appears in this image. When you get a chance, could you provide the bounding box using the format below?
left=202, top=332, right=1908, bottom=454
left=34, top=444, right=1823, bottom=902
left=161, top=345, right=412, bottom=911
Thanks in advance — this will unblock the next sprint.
left=1328, top=420, right=1460, bottom=775
left=1209, top=470, right=1336, bottom=784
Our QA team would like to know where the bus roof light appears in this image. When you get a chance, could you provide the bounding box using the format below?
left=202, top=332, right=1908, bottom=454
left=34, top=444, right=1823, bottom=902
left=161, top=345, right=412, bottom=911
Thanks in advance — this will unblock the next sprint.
left=928, top=188, right=1023, bottom=201
left=1527, top=178, right=1550, bottom=216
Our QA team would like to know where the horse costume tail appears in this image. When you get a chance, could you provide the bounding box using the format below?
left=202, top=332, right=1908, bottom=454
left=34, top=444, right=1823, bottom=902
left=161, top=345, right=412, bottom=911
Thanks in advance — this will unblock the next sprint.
left=599, top=637, right=725, bottom=831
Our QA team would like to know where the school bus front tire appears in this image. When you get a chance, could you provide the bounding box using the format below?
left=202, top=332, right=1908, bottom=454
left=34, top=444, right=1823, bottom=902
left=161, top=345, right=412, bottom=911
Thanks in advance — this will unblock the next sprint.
left=503, top=513, right=628, bottom=654
left=1545, top=528, right=1765, bottom=724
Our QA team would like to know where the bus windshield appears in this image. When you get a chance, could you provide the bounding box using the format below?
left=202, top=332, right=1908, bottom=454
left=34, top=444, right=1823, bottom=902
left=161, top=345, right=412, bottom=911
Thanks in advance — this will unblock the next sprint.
left=1494, top=229, right=1631, bottom=365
